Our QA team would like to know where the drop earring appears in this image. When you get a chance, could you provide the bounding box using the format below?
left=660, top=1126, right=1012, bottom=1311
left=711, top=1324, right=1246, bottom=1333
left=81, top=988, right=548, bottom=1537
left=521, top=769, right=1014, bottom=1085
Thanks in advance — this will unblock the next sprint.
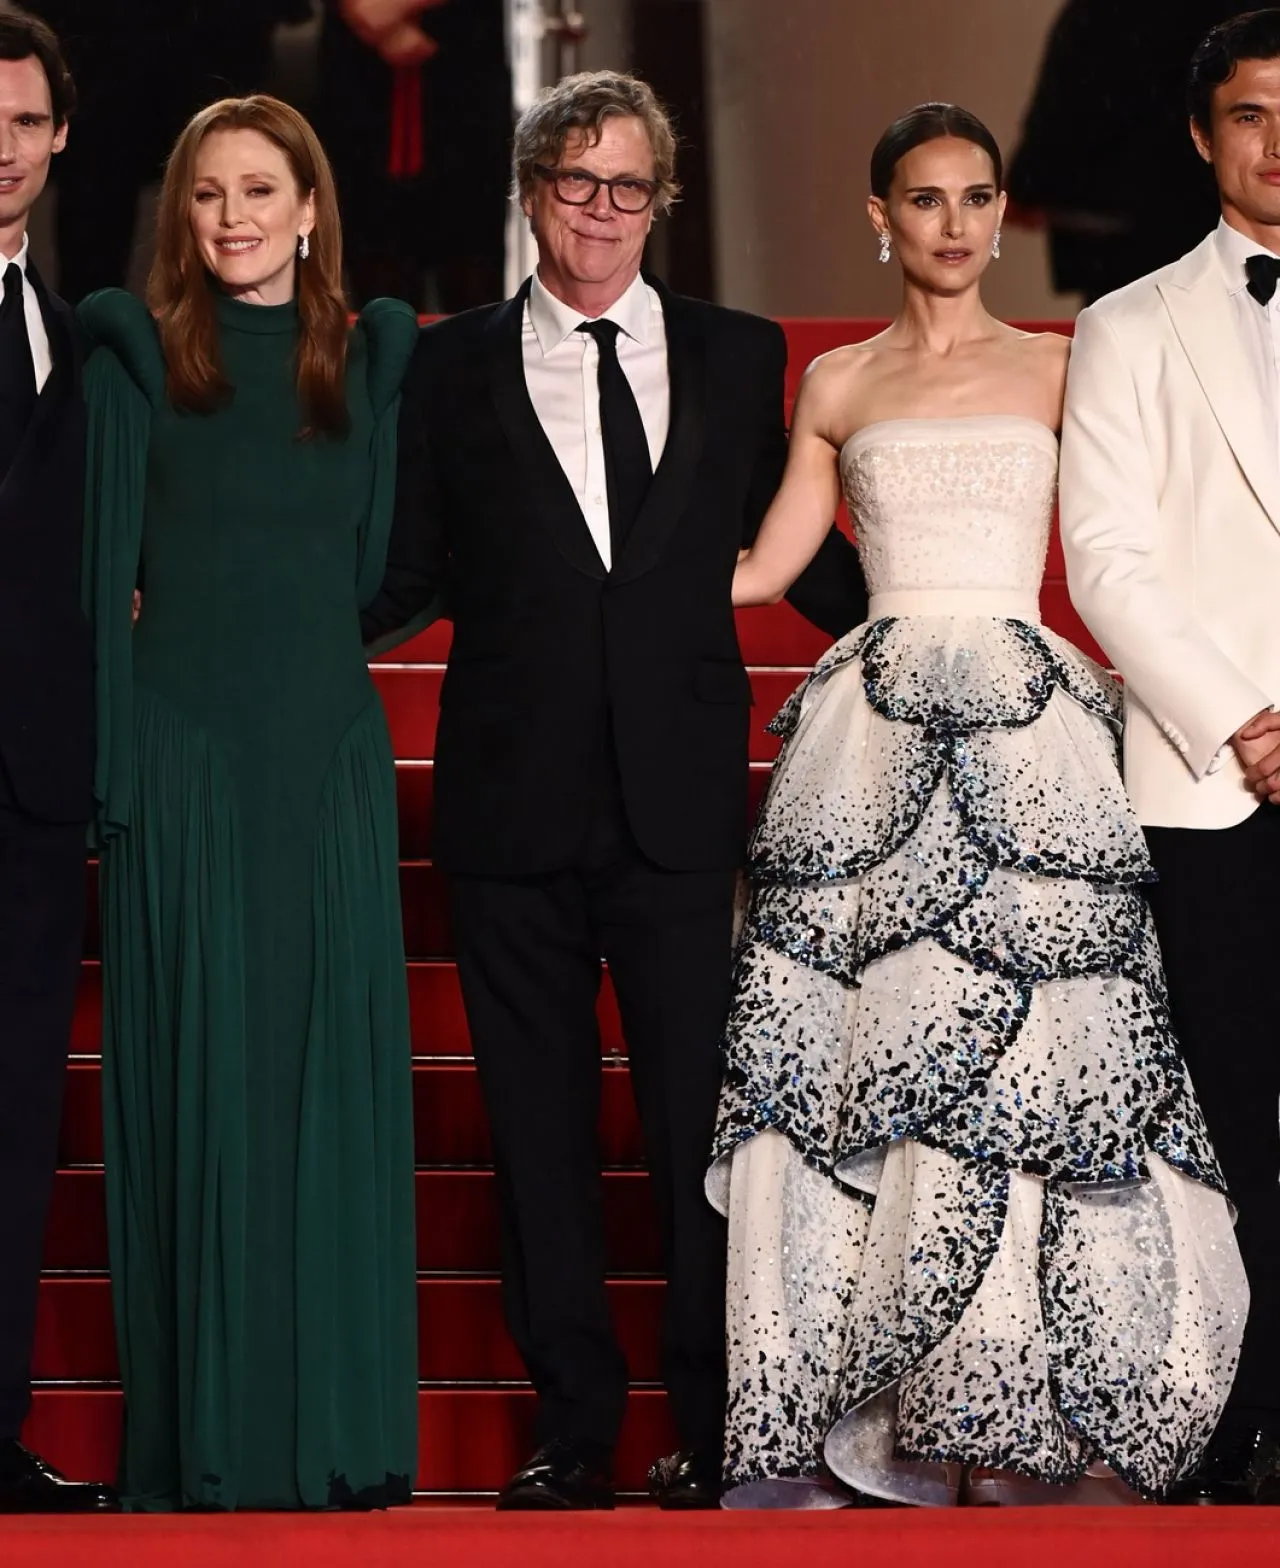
left=298, top=234, right=310, bottom=261
left=878, top=231, right=892, bottom=265
left=991, top=229, right=1002, bottom=260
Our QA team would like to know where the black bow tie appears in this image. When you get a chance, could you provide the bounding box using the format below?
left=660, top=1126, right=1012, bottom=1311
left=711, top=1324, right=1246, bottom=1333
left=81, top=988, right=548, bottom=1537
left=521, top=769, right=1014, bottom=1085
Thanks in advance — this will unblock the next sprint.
left=1246, top=252, right=1280, bottom=305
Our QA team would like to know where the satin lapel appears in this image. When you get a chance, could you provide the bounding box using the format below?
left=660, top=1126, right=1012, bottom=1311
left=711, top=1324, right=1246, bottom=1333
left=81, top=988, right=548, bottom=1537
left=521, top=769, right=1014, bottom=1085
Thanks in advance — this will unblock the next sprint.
left=0, top=264, right=73, bottom=504
left=611, top=284, right=706, bottom=585
left=484, top=279, right=607, bottom=581
left=1160, top=248, right=1280, bottom=531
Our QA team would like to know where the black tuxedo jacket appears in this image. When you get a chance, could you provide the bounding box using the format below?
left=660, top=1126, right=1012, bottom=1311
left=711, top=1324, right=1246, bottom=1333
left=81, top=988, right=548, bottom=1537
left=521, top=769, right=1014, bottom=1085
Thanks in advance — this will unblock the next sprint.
left=362, top=275, right=868, bottom=876
left=0, top=262, right=93, bottom=824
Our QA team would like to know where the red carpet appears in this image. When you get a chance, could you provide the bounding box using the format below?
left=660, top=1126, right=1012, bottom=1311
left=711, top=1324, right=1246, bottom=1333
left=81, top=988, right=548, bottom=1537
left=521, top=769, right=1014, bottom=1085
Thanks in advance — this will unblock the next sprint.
left=27, top=318, right=1129, bottom=1502
left=2, top=1506, right=1277, bottom=1568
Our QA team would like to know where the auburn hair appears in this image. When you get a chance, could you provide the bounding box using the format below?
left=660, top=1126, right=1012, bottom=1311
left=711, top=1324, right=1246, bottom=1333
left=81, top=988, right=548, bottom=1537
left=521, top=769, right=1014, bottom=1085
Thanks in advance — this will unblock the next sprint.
left=148, top=95, right=350, bottom=437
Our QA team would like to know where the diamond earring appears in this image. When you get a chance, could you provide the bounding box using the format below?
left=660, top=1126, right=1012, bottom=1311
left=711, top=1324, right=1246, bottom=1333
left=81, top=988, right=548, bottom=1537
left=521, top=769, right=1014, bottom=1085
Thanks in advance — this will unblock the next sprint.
left=991, top=229, right=1002, bottom=260
left=878, top=231, right=892, bottom=265
left=298, top=234, right=311, bottom=262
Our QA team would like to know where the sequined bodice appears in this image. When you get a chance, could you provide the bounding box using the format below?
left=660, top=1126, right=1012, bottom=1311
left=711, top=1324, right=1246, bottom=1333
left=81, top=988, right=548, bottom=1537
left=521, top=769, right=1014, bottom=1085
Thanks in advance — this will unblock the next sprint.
left=840, top=416, right=1059, bottom=601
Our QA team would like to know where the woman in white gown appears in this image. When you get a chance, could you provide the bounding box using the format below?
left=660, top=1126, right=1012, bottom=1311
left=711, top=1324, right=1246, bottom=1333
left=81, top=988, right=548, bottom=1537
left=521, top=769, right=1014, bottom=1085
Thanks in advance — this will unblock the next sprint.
left=710, top=103, right=1247, bottom=1508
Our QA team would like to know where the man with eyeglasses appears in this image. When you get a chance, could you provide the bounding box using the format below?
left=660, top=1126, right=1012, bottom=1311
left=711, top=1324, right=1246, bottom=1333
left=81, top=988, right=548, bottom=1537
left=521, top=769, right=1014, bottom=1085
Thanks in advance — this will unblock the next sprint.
left=362, top=68, right=867, bottom=1513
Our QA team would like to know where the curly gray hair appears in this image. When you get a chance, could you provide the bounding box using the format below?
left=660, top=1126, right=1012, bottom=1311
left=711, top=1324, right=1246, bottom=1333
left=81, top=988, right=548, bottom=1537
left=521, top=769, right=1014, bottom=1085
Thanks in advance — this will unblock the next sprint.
left=511, top=70, right=681, bottom=215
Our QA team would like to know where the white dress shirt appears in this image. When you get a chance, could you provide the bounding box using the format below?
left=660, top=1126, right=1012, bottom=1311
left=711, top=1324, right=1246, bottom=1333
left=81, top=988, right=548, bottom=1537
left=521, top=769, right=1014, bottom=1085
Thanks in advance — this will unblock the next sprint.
left=1215, top=218, right=1280, bottom=463
left=523, top=270, right=669, bottom=572
left=4, top=231, right=52, bottom=394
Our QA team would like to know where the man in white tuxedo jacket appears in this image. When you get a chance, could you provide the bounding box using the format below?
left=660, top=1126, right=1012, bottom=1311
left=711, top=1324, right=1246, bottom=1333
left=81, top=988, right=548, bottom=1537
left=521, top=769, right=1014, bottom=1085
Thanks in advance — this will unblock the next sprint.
left=1061, top=9, right=1280, bottom=1502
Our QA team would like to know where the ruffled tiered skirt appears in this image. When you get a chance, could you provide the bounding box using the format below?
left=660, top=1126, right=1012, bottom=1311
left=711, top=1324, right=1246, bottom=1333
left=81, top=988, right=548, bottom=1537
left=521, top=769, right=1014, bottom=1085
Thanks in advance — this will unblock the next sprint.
left=708, top=616, right=1247, bottom=1506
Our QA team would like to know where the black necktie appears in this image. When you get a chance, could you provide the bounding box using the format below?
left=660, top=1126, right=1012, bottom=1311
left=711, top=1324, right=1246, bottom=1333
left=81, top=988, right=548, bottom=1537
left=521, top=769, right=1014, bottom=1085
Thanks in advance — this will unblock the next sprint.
left=0, top=262, right=36, bottom=474
left=1246, top=252, right=1280, bottom=306
left=576, top=317, right=652, bottom=563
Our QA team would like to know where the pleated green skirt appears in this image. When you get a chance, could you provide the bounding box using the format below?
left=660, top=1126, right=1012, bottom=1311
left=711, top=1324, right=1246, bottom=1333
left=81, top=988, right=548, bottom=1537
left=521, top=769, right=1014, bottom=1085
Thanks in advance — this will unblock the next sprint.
left=100, top=686, right=418, bottom=1510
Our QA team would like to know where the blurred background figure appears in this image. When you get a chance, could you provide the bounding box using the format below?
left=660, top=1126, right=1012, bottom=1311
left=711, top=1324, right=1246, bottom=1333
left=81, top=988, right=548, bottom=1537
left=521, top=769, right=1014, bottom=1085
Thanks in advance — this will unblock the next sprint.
left=319, top=0, right=511, bottom=311
left=1007, top=0, right=1253, bottom=302
left=20, top=2, right=311, bottom=300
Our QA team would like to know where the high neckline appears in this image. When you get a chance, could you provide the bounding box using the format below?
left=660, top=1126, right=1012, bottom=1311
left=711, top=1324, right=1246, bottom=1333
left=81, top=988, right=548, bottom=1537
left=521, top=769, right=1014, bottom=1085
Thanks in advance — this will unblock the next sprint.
left=214, top=289, right=300, bottom=336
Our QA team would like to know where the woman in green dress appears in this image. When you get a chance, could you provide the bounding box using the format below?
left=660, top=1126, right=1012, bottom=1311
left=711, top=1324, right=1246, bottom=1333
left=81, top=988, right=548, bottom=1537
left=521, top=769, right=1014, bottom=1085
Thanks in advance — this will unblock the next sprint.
left=81, top=95, right=419, bottom=1510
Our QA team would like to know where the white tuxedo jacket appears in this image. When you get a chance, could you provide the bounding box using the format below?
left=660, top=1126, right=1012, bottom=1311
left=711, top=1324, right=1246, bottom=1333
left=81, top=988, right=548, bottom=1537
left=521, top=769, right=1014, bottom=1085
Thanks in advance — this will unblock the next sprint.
left=1060, top=232, right=1280, bottom=829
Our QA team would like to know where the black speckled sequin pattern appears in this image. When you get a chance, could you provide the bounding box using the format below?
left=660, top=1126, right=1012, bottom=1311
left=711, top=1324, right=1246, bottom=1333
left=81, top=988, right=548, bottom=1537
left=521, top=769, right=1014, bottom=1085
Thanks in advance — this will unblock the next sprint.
left=708, top=421, right=1247, bottom=1509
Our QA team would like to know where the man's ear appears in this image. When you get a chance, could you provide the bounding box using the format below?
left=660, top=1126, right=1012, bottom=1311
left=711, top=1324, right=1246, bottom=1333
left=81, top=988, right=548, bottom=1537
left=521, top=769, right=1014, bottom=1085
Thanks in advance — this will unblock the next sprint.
left=1190, top=115, right=1214, bottom=166
left=52, top=120, right=68, bottom=156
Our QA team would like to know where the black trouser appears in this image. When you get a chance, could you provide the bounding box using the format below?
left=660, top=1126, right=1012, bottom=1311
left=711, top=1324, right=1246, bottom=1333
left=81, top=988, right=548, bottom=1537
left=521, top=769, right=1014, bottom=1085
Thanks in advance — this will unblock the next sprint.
left=448, top=767, right=733, bottom=1456
left=0, top=774, right=87, bottom=1439
left=1146, top=803, right=1280, bottom=1435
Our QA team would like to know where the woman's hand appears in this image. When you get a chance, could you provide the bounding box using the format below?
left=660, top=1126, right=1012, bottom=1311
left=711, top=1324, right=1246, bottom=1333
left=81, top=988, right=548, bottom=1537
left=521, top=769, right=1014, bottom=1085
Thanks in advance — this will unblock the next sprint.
left=131, top=591, right=142, bottom=627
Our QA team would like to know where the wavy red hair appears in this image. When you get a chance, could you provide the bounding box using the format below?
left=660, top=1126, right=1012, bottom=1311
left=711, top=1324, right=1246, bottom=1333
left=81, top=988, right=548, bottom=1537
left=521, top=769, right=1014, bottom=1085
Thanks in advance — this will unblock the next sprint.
left=148, top=95, right=350, bottom=437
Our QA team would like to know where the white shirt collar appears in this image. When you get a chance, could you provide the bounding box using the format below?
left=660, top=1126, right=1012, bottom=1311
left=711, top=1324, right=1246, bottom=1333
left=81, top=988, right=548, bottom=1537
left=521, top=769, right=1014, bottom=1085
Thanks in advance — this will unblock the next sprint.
left=528, top=269, right=653, bottom=356
left=1215, top=216, right=1280, bottom=297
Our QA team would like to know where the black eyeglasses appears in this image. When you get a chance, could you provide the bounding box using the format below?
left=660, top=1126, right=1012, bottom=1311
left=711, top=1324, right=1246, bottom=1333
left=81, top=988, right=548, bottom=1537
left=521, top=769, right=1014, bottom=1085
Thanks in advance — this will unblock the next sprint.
left=533, top=164, right=660, bottom=214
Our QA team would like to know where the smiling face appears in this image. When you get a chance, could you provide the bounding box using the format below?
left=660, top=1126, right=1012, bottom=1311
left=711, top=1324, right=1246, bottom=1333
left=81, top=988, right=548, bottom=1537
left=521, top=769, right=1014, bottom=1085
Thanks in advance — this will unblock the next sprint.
left=190, top=127, right=315, bottom=305
left=1193, top=55, right=1280, bottom=245
left=523, top=115, right=655, bottom=314
left=868, top=135, right=1004, bottom=295
left=0, top=55, right=66, bottom=254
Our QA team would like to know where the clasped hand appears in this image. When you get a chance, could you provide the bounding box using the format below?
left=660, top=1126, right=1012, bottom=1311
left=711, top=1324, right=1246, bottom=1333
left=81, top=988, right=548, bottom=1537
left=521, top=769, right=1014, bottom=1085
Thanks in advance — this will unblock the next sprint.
left=1234, top=708, right=1280, bottom=805
left=338, top=0, right=447, bottom=67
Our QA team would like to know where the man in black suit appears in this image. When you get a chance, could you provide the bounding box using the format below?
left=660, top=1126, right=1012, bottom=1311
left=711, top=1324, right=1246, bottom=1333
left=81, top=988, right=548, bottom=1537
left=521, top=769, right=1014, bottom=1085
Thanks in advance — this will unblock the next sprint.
left=0, top=14, right=115, bottom=1513
left=362, top=70, right=867, bottom=1511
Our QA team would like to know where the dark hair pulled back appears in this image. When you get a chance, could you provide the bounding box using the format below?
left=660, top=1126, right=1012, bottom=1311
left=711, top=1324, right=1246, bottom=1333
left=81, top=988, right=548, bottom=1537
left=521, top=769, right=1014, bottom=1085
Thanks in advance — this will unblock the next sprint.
left=869, top=102, right=1003, bottom=198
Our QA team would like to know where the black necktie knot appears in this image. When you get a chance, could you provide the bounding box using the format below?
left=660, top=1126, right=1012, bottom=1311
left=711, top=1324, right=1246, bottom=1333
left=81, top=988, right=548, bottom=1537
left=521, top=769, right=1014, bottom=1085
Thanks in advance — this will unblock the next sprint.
left=576, top=317, right=623, bottom=354
left=1, top=262, right=23, bottom=316
left=1246, top=252, right=1280, bottom=306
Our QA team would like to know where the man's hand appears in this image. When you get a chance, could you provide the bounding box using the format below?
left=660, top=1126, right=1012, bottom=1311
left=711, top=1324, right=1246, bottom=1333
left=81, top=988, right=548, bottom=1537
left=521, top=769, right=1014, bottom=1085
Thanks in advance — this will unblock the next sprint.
left=338, top=0, right=446, bottom=66
left=1234, top=708, right=1280, bottom=804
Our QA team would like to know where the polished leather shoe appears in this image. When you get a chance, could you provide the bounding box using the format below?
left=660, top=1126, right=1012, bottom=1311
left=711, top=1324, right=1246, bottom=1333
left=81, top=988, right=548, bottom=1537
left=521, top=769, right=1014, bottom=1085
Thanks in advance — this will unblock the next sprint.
left=648, top=1449, right=722, bottom=1510
left=1166, top=1427, right=1280, bottom=1506
left=0, top=1441, right=119, bottom=1513
left=496, top=1438, right=614, bottom=1510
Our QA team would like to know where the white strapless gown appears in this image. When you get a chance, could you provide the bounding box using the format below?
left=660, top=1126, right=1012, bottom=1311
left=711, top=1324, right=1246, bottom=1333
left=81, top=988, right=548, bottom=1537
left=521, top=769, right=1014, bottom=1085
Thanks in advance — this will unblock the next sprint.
left=708, top=417, right=1248, bottom=1507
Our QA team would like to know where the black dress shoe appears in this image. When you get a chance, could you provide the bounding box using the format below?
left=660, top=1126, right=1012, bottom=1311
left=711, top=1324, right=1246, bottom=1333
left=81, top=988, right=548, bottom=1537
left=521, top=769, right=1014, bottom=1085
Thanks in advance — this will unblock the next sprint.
left=1167, top=1427, right=1280, bottom=1506
left=0, top=1441, right=120, bottom=1513
left=496, top=1439, right=614, bottom=1511
left=647, top=1449, right=722, bottom=1510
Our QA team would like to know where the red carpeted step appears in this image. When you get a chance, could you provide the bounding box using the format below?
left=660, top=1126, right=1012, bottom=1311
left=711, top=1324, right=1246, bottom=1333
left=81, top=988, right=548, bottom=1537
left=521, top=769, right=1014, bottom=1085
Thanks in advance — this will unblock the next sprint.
left=375, top=669, right=802, bottom=764
left=44, top=1169, right=662, bottom=1274
left=22, top=1387, right=679, bottom=1494
left=73, top=959, right=629, bottom=1060
left=33, top=1276, right=665, bottom=1384
left=372, top=604, right=839, bottom=672
left=60, top=1060, right=645, bottom=1169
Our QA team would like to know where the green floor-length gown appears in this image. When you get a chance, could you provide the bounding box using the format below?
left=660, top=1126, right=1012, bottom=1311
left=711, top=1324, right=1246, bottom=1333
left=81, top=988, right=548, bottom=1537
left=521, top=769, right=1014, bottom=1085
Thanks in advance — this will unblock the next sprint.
left=80, top=288, right=420, bottom=1511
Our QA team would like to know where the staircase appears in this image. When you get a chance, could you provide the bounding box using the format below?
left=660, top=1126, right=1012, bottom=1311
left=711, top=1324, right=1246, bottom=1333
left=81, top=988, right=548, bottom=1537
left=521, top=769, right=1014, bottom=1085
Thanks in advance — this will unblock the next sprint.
left=23, top=319, right=1095, bottom=1498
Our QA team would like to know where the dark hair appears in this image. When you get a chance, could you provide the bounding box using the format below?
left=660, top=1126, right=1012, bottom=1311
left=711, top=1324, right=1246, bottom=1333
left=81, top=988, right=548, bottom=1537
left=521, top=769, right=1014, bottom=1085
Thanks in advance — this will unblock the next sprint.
left=870, top=103, right=1003, bottom=199
left=0, top=14, right=75, bottom=127
left=1189, top=9, right=1280, bottom=132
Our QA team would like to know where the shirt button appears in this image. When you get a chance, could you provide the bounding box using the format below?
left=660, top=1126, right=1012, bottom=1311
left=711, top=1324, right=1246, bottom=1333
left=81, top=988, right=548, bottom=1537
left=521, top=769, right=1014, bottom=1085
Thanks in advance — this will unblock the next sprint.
left=593, top=496, right=603, bottom=506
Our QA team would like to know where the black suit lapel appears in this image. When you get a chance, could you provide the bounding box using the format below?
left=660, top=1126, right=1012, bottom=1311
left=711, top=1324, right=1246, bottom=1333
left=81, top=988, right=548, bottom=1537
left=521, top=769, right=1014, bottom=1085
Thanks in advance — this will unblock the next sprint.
left=4, top=261, right=76, bottom=488
left=610, top=279, right=706, bottom=585
left=485, top=278, right=607, bottom=581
